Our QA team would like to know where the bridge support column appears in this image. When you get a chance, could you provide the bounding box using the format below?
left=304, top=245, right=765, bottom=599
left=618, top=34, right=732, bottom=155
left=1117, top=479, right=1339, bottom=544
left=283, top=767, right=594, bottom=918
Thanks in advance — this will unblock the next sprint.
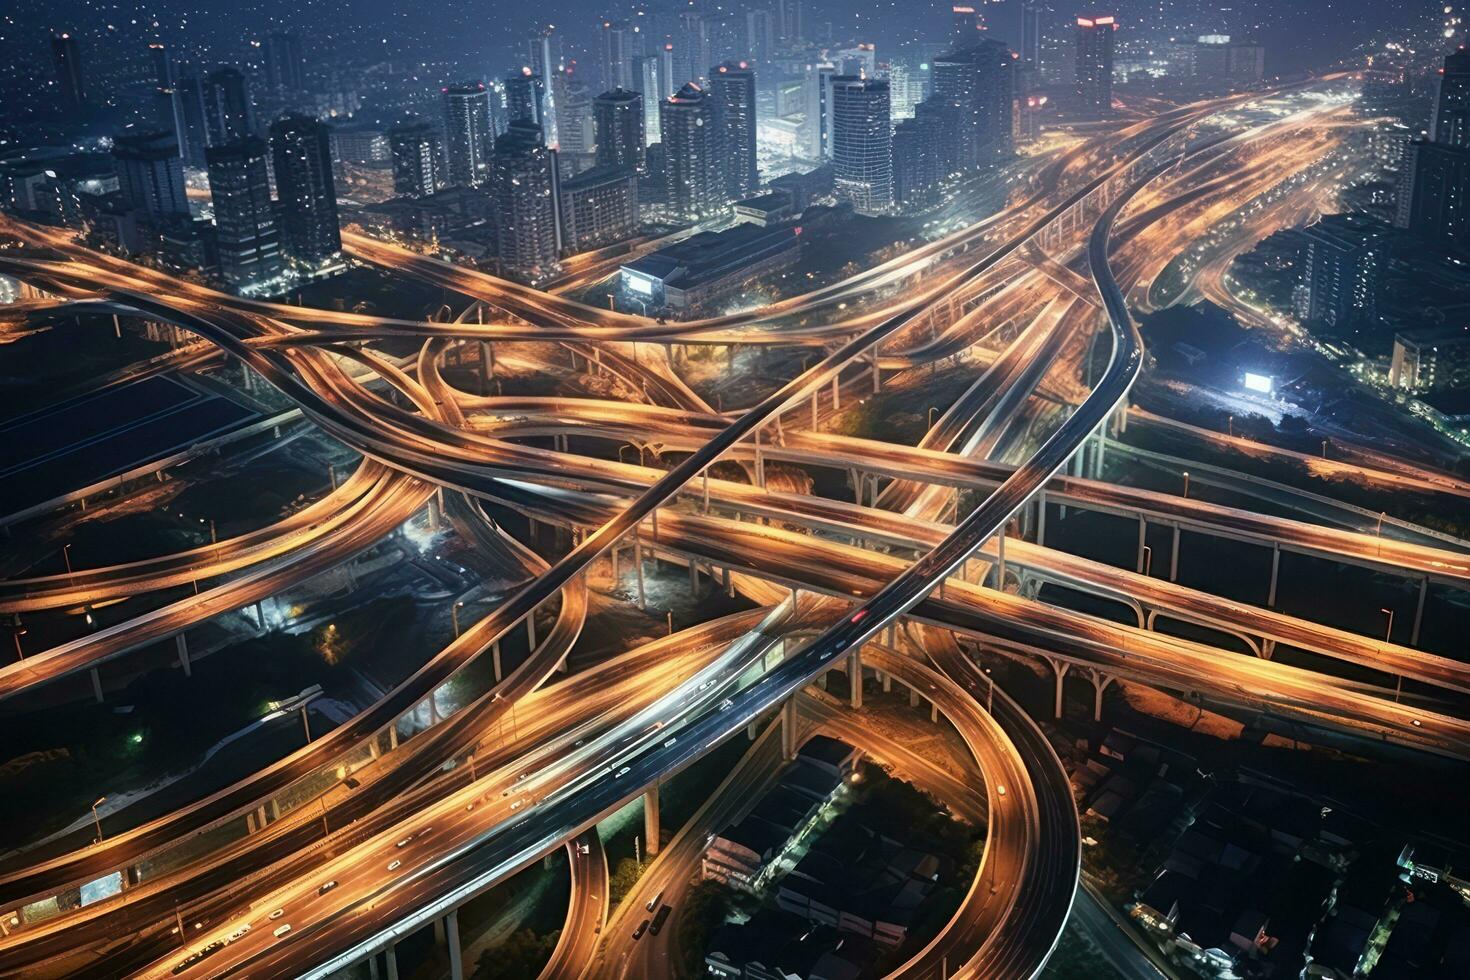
left=256, top=804, right=268, bottom=830
left=831, top=376, right=840, bottom=412
left=446, top=909, right=464, bottom=980
left=995, top=528, right=1007, bottom=590
left=1095, top=431, right=1107, bottom=480
left=1093, top=673, right=1115, bottom=722
left=644, top=786, right=661, bottom=856
left=1135, top=516, right=1148, bottom=574
left=610, top=546, right=619, bottom=584
left=1260, top=639, right=1275, bottom=661
left=848, top=650, right=863, bottom=708
left=175, top=633, right=191, bottom=677
left=492, top=641, right=503, bottom=682
left=1036, top=490, right=1047, bottom=546
left=882, top=671, right=892, bottom=693
left=527, top=611, right=537, bottom=650
left=689, top=559, right=700, bottom=594
left=1170, top=524, right=1181, bottom=582
left=385, top=943, right=400, bottom=980
left=91, top=667, right=104, bottom=704
left=1049, top=659, right=1070, bottom=719
left=1267, top=543, right=1280, bottom=608
left=781, top=698, right=797, bottom=761
left=1412, top=577, right=1428, bottom=647
left=930, top=699, right=939, bottom=723
left=634, top=536, right=647, bottom=609
left=909, top=685, right=920, bottom=708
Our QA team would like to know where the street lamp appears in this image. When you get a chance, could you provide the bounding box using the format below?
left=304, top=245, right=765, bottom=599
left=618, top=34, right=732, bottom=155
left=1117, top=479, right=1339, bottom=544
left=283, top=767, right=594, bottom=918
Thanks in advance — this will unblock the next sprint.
left=10, top=626, right=23, bottom=662
left=452, top=600, right=465, bottom=638
left=1181, top=471, right=1190, bottom=499
left=1141, top=545, right=1153, bottom=578
left=90, top=796, right=106, bottom=844
left=1382, top=608, right=1400, bottom=702
left=928, top=406, right=939, bottom=428
left=62, top=543, right=74, bottom=582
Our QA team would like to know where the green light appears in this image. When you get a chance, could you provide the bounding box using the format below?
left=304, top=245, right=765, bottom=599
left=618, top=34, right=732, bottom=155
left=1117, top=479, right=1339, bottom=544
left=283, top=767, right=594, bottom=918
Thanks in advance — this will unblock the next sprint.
left=131, top=733, right=143, bottom=744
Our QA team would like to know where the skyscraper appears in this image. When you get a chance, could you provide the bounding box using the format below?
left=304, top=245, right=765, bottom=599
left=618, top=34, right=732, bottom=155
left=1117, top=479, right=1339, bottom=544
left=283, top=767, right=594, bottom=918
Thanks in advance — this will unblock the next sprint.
left=270, top=113, right=341, bottom=270
left=388, top=120, right=445, bottom=198
left=710, top=62, right=758, bottom=200
left=660, top=82, right=722, bottom=221
left=152, top=86, right=190, bottom=162
left=264, top=32, right=307, bottom=92
left=951, top=5, right=982, bottom=48
left=491, top=120, right=562, bottom=283
left=932, top=39, right=1015, bottom=167
left=148, top=42, right=173, bottom=87
left=206, top=138, right=282, bottom=293
left=443, top=82, right=493, bottom=187
left=1432, top=48, right=1470, bottom=149
left=50, top=34, right=86, bottom=111
left=632, top=55, right=664, bottom=143
left=778, top=0, right=804, bottom=44
left=830, top=76, right=892, bottom=214
left=893, top=96, right=949, bottom=208
left=528, top=26, right=563, bottom=148
left=1295, top=218, right=1381, bottom=331
left=174, top=75, right=211, bottom=166
left=593, top=89, right=645, bottom=173
left=506, top=71, right=545, bottom=127
left=601, top=20, right=636, bottom=92
left=1075, top=15, right=1116, bottom=118
left=801, top=62, right=836, bottom=161
left=204, top=68, right=255, bottom=145
left=112, top=129, right=190, bottom=222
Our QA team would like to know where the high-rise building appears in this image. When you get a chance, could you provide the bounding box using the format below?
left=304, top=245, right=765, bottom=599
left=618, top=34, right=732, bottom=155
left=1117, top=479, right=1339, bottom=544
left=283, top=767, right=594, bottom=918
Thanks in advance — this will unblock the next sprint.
left=951, top=6, right=982, bottom=49
left=593, top=89, right=645, bottom=173
left=174, top=75, right=211, bottom=166
left=778, top=0, right=804, bottom=44
left=270, top=113, right=341, bottom=270
left=152, top=86, right=190, bottom=162
left=443, top=82, right=493, bottom=186
left=746, top=8, right=776, bottom=65
left=1294, top=217, right=1380, bottom=332
left=893, top=96, right=949, bottom=208
left=557, top=80, right=597, bottom=159
left=1432, top=48, right=1470, bottom=149
left=204, top=68, right=255, bottom=145
left=148, top=42, right=173, bottom=87
left=710, top=62, right=758, bottom=200
left=559, top=165, right=640, bottom=250
left=112, top=129, right=190, bottom=222
left=678, top=13, right=714, bottom=88
left=801, top=63, right=836, bottom=161
left=1075, top=15, right=1116, bottom=118
left=264, top=32, right=307, bottom=92
left=528, top=26, right=564, bottom=148
left=491, top=120, right=562, bottom=282
left=1396, top=139, right=1470, bottom=253
left=50, top=34, right=86, bottom=111
left=932, top=40, right=1015, bottom=167
left=660, top=82, right=723, bottom=221
left=506, top=70, right=546, bottom=127
left=206, top=138, right=282, bottom=293
left=388, top=119, right=444, bottom=198
left=830, top=76, right=892, bottom=214
left=1021, top=2, right=1044, bottom=71
left=632, top=55, right=664, bottom=143
left=601, top=20, right=636, bottom=92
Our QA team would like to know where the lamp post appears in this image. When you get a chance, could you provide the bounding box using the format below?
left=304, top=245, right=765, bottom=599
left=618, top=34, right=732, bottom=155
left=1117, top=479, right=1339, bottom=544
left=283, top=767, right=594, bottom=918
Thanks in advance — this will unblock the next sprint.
left=11, top=626, right=23, bottom=662
left=62, top=543, right=74, bottom=583
left=1182, top=471, right=1190, bottom=499
left=1142, top=545, right=1153, bottom=578
left=91, top=796, right=106, bottom=844
left=452, top=600, right=464, bottom=638
left=1382, top=608, right=1400, bottom=701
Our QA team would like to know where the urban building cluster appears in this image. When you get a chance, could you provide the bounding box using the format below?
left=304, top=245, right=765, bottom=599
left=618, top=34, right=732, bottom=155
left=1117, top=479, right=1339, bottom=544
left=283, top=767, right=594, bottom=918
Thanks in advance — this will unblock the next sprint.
left=1, top=2, right=1273, bottom=298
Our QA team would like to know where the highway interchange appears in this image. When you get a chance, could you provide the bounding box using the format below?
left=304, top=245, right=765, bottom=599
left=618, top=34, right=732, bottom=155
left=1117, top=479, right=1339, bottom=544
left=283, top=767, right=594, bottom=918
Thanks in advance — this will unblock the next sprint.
left=1, top=73, right=1463, bottom=980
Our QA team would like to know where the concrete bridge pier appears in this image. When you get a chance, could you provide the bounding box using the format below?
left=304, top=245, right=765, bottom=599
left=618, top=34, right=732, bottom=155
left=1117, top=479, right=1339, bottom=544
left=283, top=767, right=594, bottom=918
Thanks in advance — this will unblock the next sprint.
left=1092, top=671, right=1115, bottom=722
left=91, top=667, right=104, bottom=704
left=644, top=786, right=661, bottom=856
left=781, top=698, right=798, bottom=761
left=1046, top=658, right=1070, bottom=719
left=1170, top=523, right=1181, bottom=581
left=1412, top=577, right=1428, bottom=647
left=848, top=649, right=863, bottom=708
left=446, top=909, right=464, bottom=980
left=1267, top=543, right=1281, bottom=608
left=175, top=633, right=191, bottom=676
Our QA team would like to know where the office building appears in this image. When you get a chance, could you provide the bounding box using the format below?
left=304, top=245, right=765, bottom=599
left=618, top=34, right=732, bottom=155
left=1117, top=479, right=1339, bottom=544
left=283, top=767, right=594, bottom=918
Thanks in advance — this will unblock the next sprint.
left=148, top=42, right=173, bottom=87
left=1191, top=35, right=1265, bottom=86
left=204, top=68, right=255, bottom=145
left=264, top=32, right=306, bottom=92
left=633, top=55, right=664, bottom=143
left=601, top=20, right=636, bottom=92
left=1021, top=1, right=1044, bottom=71
left=710, top=62, right=759, bottom=200
left=660, top=81, right=723, bottom=221
left=952, top=5, right=982, bottom=49
left=1295, top=218, right=1381, bottom=331
left=778, top=0, right=804, bottom=44
left=270, top=113, right=341, bottom=270
left=557, top=80, right=597, bottom=160
left=112, top=129, right=190, bottom=222
left=491, top=120, right=562, bottom=283
left=443, top=82, right=493, bottom=187
left=206, top=138, right=282, bottom=293
left=593, top=89, right=644, bottom=173
left=1396, top=139, right=1470, bottom=253
left=174, top=75, right=211, bottom=165
left=1075, top=15, right=1116, bottom=118
left=746, top=8, right=776, bottom=65
left=152, top=86, right=191, bottom=163
left=506, top=70, right=545, bottom=126
left=50, top=34, right=86, bottom=111
left=894, top=98, right=948, bottom=210
left=559, top=165, right=639, bottom=250
left=830, top=76, right=892, bottom=214
left=1390, top=325, right=1470, bottom=392
left=932, top=39, right=1014, bottom=167
left=1432, top=48, right=1470, bottom=148
left=801, top=63, right=836, bottom=162
left=528, top=27, right=564, bottom=148
left=388, top=120, right=445, bottom=198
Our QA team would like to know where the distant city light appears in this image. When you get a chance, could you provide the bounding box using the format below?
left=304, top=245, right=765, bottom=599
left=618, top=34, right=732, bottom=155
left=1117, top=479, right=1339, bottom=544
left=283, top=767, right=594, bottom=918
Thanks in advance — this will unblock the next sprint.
left=1243, top=372, right=1274, bottom=394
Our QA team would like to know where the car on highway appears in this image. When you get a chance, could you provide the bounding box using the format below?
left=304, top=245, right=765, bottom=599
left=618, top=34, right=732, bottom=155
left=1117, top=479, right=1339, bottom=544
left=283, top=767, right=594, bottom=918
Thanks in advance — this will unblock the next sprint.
left=615, top=766, right=631, bottom=778
left=273, top=924, right=292, bottom=938
left=632, top=919, right=650, bottom=941
left=650, top=904, right=673, bottom=935
left=318, top=880, right=338, bottom=895
left=267, top=908, right=285, bottom=920
left=646, top=890, right=664, bottom=912
left=226, top=923, right=251, bottom=942
left=388, top=859, right=402, bottom=871
left=171, top=940, right=225, bottom=975
left=510, top=799, right=524, bottom=811
left=718, top=698, right=733, bottom=710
